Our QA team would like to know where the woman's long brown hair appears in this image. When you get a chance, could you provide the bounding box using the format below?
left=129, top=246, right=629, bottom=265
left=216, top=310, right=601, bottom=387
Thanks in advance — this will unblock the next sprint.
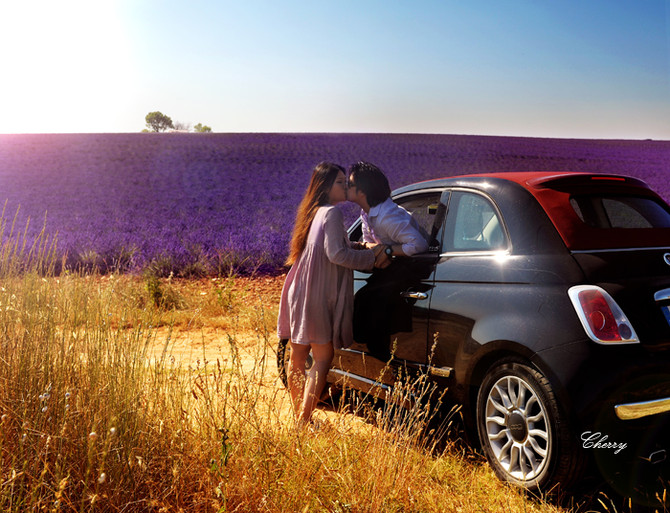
left=286, top=162, right=344, bottom=266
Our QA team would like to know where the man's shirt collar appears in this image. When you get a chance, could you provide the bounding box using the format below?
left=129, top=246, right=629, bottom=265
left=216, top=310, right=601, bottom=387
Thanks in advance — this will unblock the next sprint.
left=368, top=197, right=393, bottom=218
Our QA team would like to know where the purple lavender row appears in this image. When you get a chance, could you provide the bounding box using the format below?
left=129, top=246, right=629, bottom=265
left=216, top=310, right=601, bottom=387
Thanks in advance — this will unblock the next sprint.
left=1, top=133, right=669, bottom=275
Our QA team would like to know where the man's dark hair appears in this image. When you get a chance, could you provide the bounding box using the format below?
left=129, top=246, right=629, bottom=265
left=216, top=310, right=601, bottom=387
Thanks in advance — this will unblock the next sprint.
left=348, top=161, right=391, bottom=207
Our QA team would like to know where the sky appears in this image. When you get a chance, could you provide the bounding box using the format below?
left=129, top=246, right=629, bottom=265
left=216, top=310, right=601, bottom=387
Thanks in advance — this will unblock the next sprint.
left=1, top=0, right=670, bottom=139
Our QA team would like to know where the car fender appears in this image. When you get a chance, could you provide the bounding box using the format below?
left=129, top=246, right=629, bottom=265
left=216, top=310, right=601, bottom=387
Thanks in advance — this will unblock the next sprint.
left=454, top=311, right=588, bottom=421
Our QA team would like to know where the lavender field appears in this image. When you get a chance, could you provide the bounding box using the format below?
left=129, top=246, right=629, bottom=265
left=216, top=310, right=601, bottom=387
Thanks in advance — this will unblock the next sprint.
left=1, top=132, right=669, bottom=276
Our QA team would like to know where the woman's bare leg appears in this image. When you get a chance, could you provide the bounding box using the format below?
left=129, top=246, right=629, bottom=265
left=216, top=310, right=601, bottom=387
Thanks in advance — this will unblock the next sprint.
left=299, top=342, right=334, bottom=424
left=287, top=342, right=310, bottom=417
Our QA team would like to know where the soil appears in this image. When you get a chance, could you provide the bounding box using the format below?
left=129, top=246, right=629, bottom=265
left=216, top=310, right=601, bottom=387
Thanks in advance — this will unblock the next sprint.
left=143, top=274, right=376, bottom=428
left=147, top=274, right=286, bottom=377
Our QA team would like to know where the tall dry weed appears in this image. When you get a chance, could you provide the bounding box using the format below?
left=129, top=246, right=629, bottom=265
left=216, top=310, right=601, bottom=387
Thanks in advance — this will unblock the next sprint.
left=0, top=217, right=567, bottom=511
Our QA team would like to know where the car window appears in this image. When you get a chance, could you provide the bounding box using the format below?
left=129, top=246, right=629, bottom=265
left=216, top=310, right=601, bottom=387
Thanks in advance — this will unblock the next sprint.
left=570, top=195, right=670, bottom=229
left=396, top=192, right=443, bottom=238
left=444, top=191, right=506, bottom=252
left=347, top=191, right=443, bottom=247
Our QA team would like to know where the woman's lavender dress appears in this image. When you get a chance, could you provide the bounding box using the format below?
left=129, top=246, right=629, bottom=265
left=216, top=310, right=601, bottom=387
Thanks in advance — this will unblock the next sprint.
left=277, top=205, right=375, bottom=349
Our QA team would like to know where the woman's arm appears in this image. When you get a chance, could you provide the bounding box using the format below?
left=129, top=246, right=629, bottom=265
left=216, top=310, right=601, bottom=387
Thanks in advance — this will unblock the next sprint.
left=323, top=207, right=375, bottom=270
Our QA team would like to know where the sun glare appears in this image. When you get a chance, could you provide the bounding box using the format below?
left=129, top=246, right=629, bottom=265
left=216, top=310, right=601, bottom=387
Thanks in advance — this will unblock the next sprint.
left=0, top=1, right=135, bottom=133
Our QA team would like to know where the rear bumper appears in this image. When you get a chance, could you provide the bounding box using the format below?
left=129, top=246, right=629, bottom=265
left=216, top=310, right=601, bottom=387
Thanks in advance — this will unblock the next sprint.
left=615, top=396, right=670, bottom=420
left=547, top=347, right=670, bottom=505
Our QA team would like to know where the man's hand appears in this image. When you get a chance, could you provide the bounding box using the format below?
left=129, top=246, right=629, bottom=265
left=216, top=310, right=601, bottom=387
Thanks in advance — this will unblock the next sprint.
left=373, top=245, right=392, bottom=269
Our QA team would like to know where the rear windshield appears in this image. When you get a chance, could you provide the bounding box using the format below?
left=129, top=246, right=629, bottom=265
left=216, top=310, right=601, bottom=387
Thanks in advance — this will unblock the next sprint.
left=570, top=195, right=670, bottom=229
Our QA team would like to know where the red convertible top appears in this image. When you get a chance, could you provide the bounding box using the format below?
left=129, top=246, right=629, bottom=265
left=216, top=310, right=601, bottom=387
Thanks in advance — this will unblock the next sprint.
left=491, top=172, right=670, bottom=250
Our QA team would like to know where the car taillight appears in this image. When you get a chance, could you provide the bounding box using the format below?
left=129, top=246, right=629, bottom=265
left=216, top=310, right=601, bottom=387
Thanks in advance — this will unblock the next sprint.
left=568, top=285, right=639, bottom=345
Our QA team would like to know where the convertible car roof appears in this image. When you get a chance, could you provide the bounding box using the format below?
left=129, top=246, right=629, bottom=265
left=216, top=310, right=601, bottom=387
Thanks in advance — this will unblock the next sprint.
left=398, top=171, right=670, bottom=251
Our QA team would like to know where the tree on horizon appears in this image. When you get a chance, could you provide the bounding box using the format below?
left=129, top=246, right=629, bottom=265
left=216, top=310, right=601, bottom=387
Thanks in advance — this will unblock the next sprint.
left=194, top=123, right=212, bottom=133
left=145, top=111, right=174, bottom=132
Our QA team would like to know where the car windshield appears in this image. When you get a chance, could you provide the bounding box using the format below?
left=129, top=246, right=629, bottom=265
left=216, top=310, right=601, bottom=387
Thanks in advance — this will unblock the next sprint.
left=570, top=195, right=670, bottom=229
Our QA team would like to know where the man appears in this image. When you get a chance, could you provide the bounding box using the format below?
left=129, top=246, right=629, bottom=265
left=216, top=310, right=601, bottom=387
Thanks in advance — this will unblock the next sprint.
left=347, top=161, right=429, bottom=360
left=347, top=161, right=429, bottom=263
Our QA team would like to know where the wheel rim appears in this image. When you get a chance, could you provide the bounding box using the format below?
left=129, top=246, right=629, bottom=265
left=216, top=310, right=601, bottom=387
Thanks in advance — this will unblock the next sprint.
left=484, top=375, right=551, bottom=482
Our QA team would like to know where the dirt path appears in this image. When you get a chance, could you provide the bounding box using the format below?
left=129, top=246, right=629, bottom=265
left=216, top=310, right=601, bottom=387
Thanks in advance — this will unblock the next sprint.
left=142, top=273, right=286, bottom=369
left=142, top=275, right=365, bottom=427
left=147, top=325, right=280, bottom=379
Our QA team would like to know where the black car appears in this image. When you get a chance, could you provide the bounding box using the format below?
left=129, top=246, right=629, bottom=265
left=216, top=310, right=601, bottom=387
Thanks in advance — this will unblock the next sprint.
left=279, top=171, right=670, bottom=502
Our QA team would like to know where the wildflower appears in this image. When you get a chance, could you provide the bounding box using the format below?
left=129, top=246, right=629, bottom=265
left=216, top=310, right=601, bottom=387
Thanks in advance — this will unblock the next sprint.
left=109, top=427, right=116, bottom=435
left=88, top=431, right=98, bottom=442
left=98, top=472, right=107, bottom=484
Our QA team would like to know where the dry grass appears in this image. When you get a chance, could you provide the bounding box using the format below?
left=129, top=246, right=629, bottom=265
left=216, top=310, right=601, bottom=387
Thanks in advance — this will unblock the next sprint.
left=0, top=220, right=643, bottom=512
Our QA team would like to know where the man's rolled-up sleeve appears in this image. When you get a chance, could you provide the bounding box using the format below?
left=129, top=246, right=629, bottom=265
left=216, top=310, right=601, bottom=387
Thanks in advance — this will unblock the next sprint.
left=384, top=210, right=429, bottom=256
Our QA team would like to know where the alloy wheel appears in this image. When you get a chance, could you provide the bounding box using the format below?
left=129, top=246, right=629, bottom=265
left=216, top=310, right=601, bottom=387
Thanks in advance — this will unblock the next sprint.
left=483, top=374, right=551, bottom=481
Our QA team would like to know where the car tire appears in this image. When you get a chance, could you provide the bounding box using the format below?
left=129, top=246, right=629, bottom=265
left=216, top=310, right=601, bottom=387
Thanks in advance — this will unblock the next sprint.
left=476, top=358, right=584, bottom=494
left=277, top=338, right=339, bottom=406
left=277, top=338, right=290, bottom=388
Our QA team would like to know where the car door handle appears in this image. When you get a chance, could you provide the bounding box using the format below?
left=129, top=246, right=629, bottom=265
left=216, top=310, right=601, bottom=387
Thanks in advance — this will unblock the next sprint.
left=400, top=291, right=428, bottom=300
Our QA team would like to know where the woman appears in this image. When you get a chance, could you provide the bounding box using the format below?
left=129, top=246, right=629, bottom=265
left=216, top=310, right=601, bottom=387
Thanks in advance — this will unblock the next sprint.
left=277, top=162, right=382, bottom=425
